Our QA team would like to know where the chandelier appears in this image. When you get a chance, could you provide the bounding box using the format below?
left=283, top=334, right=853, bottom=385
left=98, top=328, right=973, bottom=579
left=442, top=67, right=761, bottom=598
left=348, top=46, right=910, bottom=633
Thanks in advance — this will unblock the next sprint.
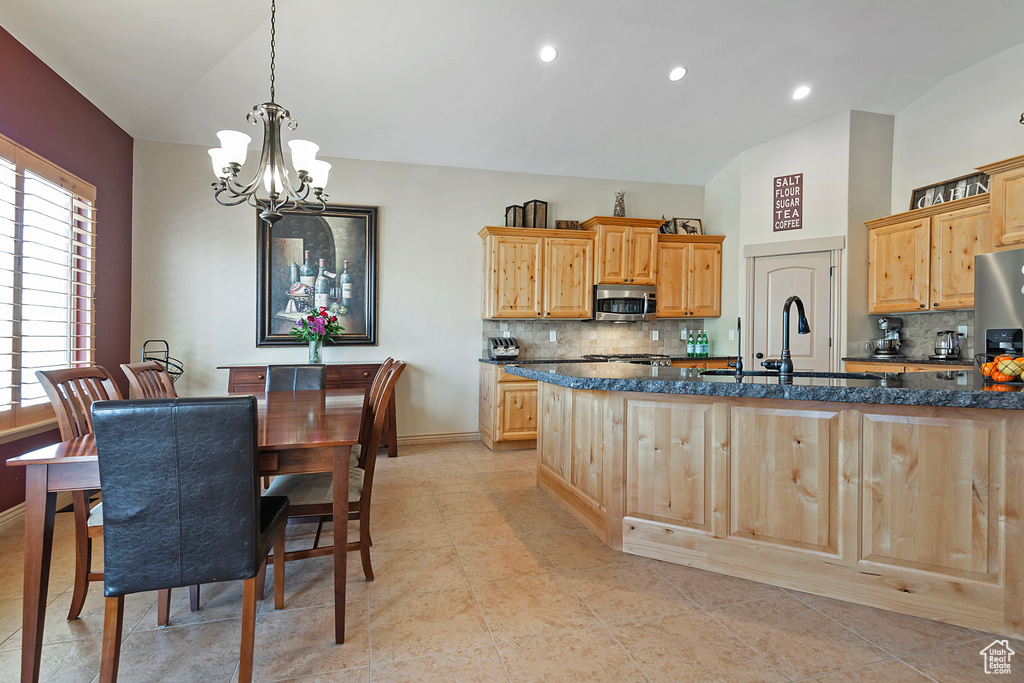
left=208, top=0, right=330, bottom=225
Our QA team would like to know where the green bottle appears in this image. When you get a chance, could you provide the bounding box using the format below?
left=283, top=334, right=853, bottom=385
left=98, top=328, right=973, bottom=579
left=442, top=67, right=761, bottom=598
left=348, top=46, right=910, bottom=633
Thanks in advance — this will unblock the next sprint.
left=704, top=330, right=711, bottom=357
left=687, top=331, right=695, bottom=357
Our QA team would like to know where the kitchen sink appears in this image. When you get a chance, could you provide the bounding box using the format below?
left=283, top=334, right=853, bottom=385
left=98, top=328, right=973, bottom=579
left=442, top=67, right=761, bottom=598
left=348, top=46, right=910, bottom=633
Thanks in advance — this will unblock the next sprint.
left=699, top=370, right=884, bottom=380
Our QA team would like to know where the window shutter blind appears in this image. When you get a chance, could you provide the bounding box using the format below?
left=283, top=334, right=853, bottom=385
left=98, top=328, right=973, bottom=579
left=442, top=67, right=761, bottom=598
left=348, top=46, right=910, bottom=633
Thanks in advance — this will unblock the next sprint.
left=0, top=134, right=97, bottom=428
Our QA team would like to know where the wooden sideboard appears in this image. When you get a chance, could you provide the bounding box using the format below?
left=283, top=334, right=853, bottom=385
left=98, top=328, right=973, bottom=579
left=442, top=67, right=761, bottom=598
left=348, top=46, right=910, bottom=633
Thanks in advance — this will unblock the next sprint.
left=218, top=363, right=398, bottom=457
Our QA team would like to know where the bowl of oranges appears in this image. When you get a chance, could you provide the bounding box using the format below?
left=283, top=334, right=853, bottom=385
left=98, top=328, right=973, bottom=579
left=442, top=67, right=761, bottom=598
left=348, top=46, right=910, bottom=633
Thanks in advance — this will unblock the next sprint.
left=977, top=353, right=1024, bottom=384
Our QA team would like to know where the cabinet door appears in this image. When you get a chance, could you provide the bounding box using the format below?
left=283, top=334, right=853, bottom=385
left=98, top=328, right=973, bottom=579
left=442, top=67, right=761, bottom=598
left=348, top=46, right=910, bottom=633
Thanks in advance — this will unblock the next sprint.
left=868, top=219, right=930, bottom=314
left=930, top=206, right=989, bottom=310
left=495, top=381, right=538, bottom=441
left=594, top=226, right=630, bottom=284
left=543, top=237, right=593, bottom=318
left=990, top=167, right=1024, bottom=247
left=655, top=241, right=689, bottom=317
left=628, top=227, right=659, bottom=285
left=487, top=235, right=543, bottom=318
left=687, top=242, right=722, bottom=318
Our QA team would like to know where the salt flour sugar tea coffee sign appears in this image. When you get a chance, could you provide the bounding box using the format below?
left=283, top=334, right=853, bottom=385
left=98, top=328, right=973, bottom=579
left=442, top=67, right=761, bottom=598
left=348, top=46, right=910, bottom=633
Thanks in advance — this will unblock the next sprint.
left=773, top=173, right=802, bottom=232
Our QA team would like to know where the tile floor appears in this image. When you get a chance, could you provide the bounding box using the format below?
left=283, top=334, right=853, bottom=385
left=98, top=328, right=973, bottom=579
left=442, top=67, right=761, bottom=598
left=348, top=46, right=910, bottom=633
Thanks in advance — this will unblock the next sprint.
left=0, top=441, right=1019, bottom=682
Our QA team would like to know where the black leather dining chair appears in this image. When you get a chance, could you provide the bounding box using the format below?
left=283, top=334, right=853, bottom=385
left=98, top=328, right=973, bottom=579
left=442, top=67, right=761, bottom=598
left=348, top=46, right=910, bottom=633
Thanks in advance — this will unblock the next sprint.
left=92, top=396, right=289, bottom=683
left=265, top=365, right=327, bottom=391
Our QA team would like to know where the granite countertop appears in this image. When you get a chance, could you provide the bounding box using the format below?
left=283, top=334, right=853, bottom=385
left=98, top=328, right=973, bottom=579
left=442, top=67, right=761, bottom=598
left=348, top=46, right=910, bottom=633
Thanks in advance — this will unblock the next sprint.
left=842, top=356, right=973, bottom=366
left=503, top=362, right=1024, bottom=410
left=479, top=356, right=736, bottom=365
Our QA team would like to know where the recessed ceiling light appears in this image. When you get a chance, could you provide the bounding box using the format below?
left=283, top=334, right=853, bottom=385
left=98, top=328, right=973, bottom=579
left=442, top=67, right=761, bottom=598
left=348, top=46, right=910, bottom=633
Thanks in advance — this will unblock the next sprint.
left=792, top=85, right=811, bottom=100
left=669, top=66, right=687, bottom=82
left=539, top=46, right=558, bottom=63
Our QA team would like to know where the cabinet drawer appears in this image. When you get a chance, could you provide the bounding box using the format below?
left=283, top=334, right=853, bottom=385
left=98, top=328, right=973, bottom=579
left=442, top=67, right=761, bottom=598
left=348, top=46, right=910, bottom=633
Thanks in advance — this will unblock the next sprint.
left=498, top=366, right=528, bottom=382
left=229, top=368, right=268, bottom=392
left=335, top=365, right=377, bottom=387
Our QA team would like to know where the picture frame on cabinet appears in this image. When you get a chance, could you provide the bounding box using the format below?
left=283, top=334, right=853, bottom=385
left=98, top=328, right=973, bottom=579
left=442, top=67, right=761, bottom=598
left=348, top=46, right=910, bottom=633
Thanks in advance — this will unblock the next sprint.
left=909, top=172, right=989, bottom=210
left=256, top=203, right=378, bottom=346
left=673, top=217, right=703, bottom=235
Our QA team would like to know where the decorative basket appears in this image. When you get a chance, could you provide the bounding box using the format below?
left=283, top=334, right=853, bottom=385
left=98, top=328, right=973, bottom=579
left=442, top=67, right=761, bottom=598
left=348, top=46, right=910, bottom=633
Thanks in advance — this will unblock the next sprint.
left=974, top=353, right=1024, bottom=387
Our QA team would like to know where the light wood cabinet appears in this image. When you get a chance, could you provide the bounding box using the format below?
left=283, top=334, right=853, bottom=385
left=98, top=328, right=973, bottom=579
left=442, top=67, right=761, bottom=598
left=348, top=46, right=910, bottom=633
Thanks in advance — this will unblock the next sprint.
left=979, top=153, right=1024, bottom=249
left=844, top=360, right=973, bottom=373
left=479, top=362, right=537, bottom=450
left=479, top=227, right=595, bottom=320
left=581, top=216, right=662, bottom=285
left=866, top=195, right=990, bottom=314
left=656, top=235, right=724, bottom=318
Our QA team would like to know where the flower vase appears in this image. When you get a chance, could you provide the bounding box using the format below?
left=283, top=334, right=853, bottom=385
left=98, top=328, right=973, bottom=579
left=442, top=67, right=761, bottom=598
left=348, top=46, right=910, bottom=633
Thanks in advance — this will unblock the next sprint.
left=308, top=338, right=323, bottom=364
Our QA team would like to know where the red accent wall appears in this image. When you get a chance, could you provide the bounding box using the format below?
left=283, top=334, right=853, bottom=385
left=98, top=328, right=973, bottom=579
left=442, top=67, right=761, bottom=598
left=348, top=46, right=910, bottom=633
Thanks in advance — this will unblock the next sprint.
left=0, top=25, right=133, bottom=511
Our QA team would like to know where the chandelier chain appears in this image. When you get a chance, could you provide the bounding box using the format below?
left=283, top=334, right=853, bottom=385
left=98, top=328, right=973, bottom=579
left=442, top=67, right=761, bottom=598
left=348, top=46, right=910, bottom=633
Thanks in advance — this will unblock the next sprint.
left=269, top=0, right=276, bottom=103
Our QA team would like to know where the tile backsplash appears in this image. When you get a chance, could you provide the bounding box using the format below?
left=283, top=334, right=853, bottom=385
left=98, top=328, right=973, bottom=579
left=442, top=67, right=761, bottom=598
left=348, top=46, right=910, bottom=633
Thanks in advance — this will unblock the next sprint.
left=481, top=319, right=722, bottom=359
left=865, top=310, right=974, bottom=358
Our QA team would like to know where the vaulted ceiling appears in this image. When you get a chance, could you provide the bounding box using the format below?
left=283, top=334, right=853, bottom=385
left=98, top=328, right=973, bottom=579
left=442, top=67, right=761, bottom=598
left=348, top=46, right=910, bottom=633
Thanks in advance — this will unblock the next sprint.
left=3, top=0, right=1024, bottom=184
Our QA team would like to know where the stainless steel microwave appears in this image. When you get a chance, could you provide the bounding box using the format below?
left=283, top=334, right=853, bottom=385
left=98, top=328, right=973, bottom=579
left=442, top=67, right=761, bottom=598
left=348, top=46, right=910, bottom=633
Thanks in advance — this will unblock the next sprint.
left=592, top=284, right=657, bottom=322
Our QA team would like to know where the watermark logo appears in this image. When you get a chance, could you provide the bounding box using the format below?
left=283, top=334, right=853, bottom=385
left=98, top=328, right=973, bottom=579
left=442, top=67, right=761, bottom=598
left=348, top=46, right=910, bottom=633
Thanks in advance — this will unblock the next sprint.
left=980, top=639, right=1015, bottom=675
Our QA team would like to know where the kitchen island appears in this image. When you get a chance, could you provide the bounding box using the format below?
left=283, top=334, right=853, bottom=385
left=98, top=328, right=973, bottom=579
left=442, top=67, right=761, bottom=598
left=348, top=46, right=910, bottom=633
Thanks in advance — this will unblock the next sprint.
left=505, top=362, right=1024, bottom=638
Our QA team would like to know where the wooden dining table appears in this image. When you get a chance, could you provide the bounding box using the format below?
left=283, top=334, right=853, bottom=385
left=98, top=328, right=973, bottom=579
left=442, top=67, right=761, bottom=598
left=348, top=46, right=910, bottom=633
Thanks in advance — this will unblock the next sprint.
left=7, top=388, right=366, bottom=683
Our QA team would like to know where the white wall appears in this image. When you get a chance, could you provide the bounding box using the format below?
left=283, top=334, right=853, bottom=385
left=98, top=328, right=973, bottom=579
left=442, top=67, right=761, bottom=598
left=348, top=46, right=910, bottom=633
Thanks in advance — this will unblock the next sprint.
left=702, top=157, right=741, bottom=350
left=131, top=140, right=703, bottom=438
left=891, top=41, right=1024, bottom=213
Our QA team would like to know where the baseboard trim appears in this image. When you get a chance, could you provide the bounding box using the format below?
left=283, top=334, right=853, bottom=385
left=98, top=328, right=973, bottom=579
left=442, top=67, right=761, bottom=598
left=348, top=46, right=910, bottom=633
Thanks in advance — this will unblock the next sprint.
left=0, top=491, right=74, bottom=533
left=397, top=431, right=481, bottom=446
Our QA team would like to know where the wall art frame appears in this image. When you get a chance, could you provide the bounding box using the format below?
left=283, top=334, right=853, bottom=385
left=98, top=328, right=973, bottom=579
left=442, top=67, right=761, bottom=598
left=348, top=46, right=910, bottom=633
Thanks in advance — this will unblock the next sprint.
left=257, top=203, right=378, bottom=346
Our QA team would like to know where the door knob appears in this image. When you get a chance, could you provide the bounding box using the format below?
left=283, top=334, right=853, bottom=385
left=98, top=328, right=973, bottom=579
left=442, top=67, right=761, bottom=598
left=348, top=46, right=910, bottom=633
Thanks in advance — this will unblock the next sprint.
left=755, top=352, right=764, bottom=359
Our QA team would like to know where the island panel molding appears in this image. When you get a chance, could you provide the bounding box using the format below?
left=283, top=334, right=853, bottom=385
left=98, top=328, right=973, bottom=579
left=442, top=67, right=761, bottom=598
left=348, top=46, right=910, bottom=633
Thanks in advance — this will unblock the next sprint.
left=519, top=367, right=1024, bottom=638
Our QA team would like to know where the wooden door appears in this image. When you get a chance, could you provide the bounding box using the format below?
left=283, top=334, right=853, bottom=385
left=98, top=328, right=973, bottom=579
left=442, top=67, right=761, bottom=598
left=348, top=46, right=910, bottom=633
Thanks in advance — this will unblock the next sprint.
left=931, top=205, right=989, bottom=310
left=730, top=405, right=842, bottom=554
left=868, top=219, right=930, bottom=313
left=487, top=235, right=543, bottom=318
left=990, top=166, right=1024, bottom=248
left=861, top=412, right=1000, bottom=578
left=543, top=237, right=593, bottom=319
left=687, top=242, right=722, bottom=318
left=628, top=227, right=659, bottom=285
left=593, top=225, right=629, bottom=284
left=751, top=251, right=833, bottom=372
left=495, top=381, right=538, bottom=441
left=655, top=241, right=689, bottom=317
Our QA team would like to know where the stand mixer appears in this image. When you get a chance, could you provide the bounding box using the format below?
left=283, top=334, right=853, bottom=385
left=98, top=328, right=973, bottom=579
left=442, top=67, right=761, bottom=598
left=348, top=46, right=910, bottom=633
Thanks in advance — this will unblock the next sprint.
left=864, top=317, right=903, bottom=356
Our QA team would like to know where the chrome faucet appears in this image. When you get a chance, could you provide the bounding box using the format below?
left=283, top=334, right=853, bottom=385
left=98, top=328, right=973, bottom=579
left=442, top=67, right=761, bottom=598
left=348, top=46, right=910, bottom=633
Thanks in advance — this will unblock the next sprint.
left=761, top=296, right=810, bottom=378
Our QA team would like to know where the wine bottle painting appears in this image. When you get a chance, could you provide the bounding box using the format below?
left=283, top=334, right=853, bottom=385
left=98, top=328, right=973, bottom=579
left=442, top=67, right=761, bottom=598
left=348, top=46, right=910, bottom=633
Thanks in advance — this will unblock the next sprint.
left=257, top=204, right=378, bottom=346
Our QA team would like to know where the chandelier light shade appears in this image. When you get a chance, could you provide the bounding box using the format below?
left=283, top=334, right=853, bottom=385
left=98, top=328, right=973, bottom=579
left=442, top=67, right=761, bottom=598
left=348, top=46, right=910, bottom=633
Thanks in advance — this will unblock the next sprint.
left=208, top=0, right=329, bottom=224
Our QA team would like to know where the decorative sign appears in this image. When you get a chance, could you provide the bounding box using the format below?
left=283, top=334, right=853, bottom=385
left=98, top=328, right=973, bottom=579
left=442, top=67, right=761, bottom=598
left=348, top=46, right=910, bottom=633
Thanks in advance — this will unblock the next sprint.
left=909, top=172, right=989, bottom=210
left=773, top=173, right=802, bottom=232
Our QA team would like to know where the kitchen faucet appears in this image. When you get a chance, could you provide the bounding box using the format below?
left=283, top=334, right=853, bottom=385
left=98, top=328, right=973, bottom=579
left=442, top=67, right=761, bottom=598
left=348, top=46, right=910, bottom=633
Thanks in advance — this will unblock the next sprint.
left=726, top=317, right=743, bottom=379
left=761, top=296, right=810, bottom=379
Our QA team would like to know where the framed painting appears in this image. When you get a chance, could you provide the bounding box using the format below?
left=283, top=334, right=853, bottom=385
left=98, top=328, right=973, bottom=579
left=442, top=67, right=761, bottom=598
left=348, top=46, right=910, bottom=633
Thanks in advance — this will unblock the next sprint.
left=257, top=204, right=378, bottom=346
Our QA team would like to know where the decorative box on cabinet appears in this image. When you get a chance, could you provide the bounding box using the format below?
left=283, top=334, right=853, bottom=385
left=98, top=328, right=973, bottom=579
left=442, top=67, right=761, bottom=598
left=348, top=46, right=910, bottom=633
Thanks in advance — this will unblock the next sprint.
left=866, top=194, right=990, bottom=314
left=655, top=235, right=724, bottom=318
left=580, top=216, right=662, bottom=286
left=479, top=226, right=594, bottom=320
left=218, top=363, right=398, bottom=457
left=978, top=153, right=1024, bottom=249
left=479, top=363, right=537, bottom=451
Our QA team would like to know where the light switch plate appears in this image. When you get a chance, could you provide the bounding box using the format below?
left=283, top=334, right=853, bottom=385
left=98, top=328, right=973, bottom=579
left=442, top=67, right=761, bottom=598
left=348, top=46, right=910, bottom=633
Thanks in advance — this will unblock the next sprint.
left=549, top=330, right=556, bottom=342
left=957, top=325, right=968, bottom=337
left=652, top=330, right=659, bottom=341
left=681, top=329, right=687, bottom=340
left=728, top=330, right=735, bottom=341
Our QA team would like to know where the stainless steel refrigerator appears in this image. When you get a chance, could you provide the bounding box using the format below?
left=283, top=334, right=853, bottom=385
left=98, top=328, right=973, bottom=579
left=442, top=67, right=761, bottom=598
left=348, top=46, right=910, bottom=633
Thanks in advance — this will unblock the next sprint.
left=975, top=248, right=1024, bottom=359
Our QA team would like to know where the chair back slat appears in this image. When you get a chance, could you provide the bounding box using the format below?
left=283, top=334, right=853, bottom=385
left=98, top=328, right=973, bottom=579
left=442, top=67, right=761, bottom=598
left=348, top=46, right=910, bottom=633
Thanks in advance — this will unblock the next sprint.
left=357, top=358, right=394, bottom=451
left=37, top=367, right=123, bottom=440
left=121, top=361, right=177, bottom=399
left=265, top=365, right=327, bottom=392
left=93, top=396, right=264, bottom=596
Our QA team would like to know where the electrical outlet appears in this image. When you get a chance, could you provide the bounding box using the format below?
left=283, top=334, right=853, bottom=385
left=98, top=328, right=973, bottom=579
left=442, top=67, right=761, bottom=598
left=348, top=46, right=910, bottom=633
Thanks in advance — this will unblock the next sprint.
left=502, top=330, right=511, bottom=338
left=728, top=330, right=735, bottom=341
left=549, top=330, right=556, bottom=342
left=957, top=325, right=968, bottom=337
left=652, top=330, right=659, bottom=341
left=681, top=329, right=687, bottom=340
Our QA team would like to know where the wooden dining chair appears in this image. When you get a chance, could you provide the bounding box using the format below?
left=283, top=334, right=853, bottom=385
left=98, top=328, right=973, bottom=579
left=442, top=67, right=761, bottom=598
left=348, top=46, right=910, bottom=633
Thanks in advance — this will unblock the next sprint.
left=264, top=360, right=406, bottom=582
left=36, top=367, right=122, bottom=622
left=92, top=396, right=288, bottom=683
left=119, top=361, right=176, bottom=399
left=119, top=361, right=204, bottom=616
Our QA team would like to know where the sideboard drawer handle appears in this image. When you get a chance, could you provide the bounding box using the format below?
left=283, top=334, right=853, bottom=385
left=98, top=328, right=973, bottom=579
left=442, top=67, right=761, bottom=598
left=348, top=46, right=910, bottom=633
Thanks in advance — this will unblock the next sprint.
left=363, top=371, right=370, bottom=377
left=257, top=374, right=265, bottom=380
